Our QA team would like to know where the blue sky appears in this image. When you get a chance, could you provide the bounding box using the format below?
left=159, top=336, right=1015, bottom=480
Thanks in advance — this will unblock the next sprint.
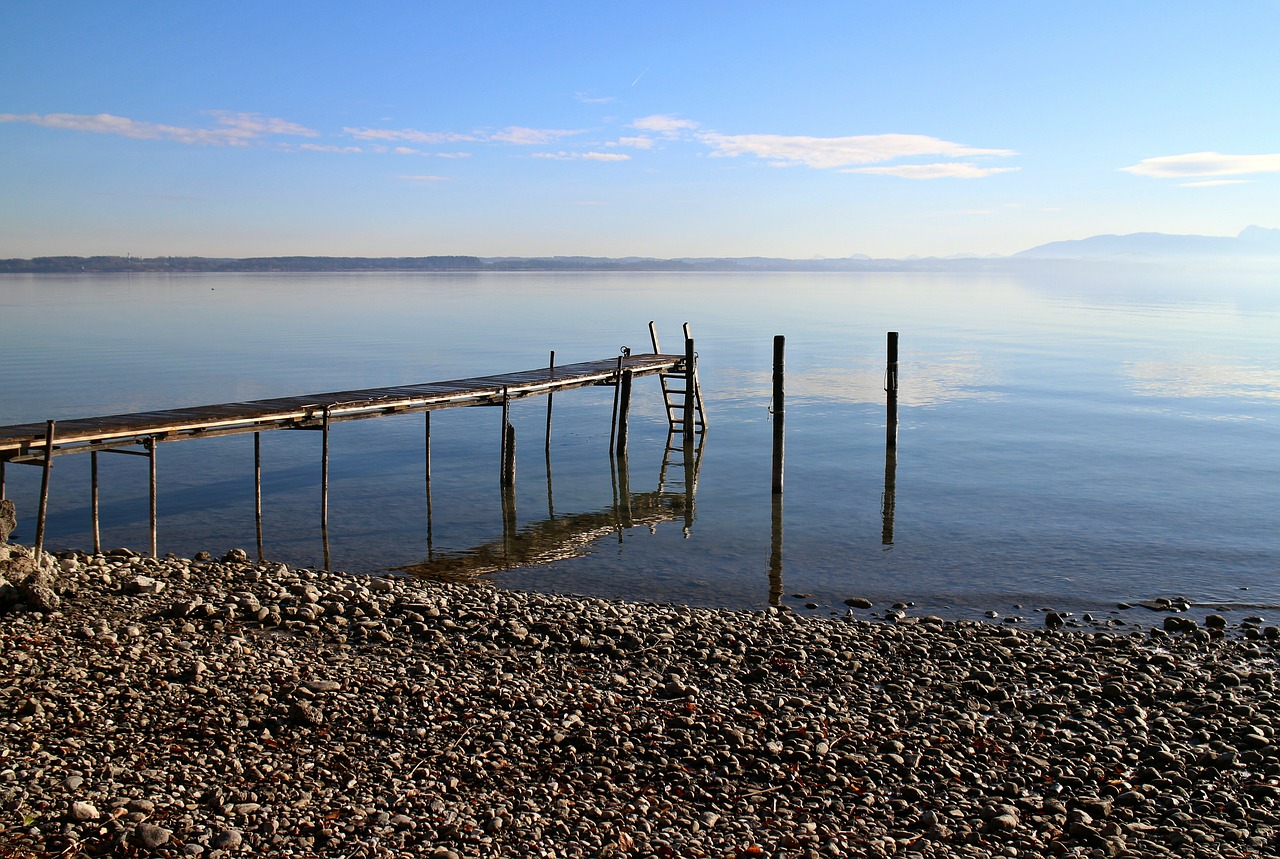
left=3, top=1, right=1278, bottom=259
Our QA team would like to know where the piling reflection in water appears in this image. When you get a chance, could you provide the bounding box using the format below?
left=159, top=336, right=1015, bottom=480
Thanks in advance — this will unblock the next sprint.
left=768, top=494, right=784, bottom=606
left=398, top=430, right=702, bottom=582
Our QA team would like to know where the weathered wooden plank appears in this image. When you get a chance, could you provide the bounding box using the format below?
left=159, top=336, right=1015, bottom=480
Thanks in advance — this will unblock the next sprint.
left=0, top=352, right=687, bottom=456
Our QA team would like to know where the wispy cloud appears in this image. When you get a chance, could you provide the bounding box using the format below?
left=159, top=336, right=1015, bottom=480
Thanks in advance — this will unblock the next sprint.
left=631, top=114, right=698, bottom=136
left=1121, top=152, right=1280, bottom=179
left=345, top=126, right=475, bottom=144
left=488, top=126, right=584, bottom=145
left=574, top=92, right=614, bottom=105
left=1180, top=179, right=1251, bottom=187
left=609, top=136, right=655, bottom=150
left=845, top=162, right=1019, bottom=179
left=398, top=174, right=450, bottom=183
left=531, top=151, right=631, bottom=162
left=297, top=143, right=363, bottom=154
left=701, top=132, right=1016, bottom=170
left=0, top=110, right=317, bottom=146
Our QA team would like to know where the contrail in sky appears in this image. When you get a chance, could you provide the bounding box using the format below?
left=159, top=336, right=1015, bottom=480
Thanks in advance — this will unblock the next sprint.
left=631, top=67, right=649, bottom=86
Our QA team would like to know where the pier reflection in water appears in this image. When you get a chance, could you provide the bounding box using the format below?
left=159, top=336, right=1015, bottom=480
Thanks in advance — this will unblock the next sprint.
left=398, top=430, right=703, bottom=582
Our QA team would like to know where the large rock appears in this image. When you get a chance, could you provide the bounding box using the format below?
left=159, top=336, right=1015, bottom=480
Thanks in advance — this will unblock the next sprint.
left=0, top=544, right=63, bottom=613
left=0, top=498, right=15, bottom=543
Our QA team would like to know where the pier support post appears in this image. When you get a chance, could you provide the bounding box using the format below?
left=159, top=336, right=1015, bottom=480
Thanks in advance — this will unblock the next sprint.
left=254, top=432, right=263, bottom=562
left=425, top=411, right=433, bottom=558
left=500, top=388, right=512, bottom=486
left=684, top=338, right=695, bottom=445
left=609, top=355, right=624, bottom=451
left=147, top=437, right=157, bottom=559
left=771, top=336, right=785, bottom=495
left=90, top=451, right=101, bottom=555
left=614, top=369, right=633, bottom=454
left=34, top=420, right=55, bottom=561
left=321, top=407, right=331, bottom=571
left=545, top=350, right=555, bottom=451
left=502, top=422, right=516, bottom=488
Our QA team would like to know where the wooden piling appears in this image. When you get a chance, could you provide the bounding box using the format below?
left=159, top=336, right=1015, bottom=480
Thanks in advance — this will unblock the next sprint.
left=500, top=387, right=511, bottom=484
left=545, top=350, right=555, bottom=450
left=147, top=437, right=157, bottom=559
left=609, top=356, right=624, bottom=451
left=886, top=331, right=899, bottom=450
left=254, top=432, right=263, bottom=562
left=502, top=421, right=517, bottom=488
left=425, top=411, right=433, bottom=557
left=615, top=369, right=634, bottom=454
left=90, top=451, right=101, bottom=554
left=321, top=407, right=331, bottom=570
left=771, top=336, right=785, bottom=494
left=683, top=323, right=707, bottom=430
left=34, top=420, right=55, bottom=561
left=683, top=338, right=695, bottom=445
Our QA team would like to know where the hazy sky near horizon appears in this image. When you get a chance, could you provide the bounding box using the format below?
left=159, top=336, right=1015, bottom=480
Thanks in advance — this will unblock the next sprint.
left=3, top=1, right=1279, bottom=259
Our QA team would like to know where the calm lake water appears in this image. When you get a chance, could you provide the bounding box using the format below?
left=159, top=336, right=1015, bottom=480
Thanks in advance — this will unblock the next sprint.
left=3, top=266, right=1279, bottom=622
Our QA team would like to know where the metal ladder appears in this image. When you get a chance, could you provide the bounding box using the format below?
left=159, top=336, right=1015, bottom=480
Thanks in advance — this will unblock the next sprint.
left=649, top=321, right=707, bottom=437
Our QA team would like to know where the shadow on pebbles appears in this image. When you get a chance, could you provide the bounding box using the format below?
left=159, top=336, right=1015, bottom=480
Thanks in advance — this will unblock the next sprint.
left=2, top=544, right=1280, bottom=858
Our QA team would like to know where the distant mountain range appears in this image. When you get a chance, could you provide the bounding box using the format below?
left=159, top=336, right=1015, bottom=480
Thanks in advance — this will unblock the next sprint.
left=2, top=227, right=1278, bottom=273
left=1015, top=225, right=1280, bottom=260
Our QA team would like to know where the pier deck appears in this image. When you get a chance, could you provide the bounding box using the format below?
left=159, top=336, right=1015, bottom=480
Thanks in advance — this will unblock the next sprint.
left=0, top=352, right=685, bottom=461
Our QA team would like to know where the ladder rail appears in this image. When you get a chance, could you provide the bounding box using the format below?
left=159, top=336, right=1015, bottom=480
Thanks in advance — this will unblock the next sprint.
left=650, top=321, right=707, bottom=435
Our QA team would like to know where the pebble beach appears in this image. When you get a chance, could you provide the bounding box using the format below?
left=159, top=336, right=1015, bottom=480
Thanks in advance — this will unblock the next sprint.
left=3, top=540, right=1280, bottom=858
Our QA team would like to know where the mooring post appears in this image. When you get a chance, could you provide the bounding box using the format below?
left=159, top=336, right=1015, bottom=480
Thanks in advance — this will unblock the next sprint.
left=0, top=457, right=6, bottom=501
left=615, top=368, right=634, bottom=454
left=883, top=331, right=900, bottom=544
left=321, top=407, right=331, bottom=571
left=147, top=437, right=157, bottom=559
left=34, top=420, right=56, bottom=561
left=684, top=338, right=695, bottom=445
left=545, top=350, right=555, bottom=451
left=886, top=331, right=899, bottom=450
left=254, top=432, right=264, bottom=562
left=771, top=336, right=785, bottom=494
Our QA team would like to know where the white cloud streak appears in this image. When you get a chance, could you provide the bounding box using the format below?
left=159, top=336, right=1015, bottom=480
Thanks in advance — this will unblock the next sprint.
left=611, top=136, right=655, bottom=149
left=295, top=143, right=364, bottom=154
left=531, top=151, right=631, bottom=161
left=398, top=174, right=450, bottom=183
left=630, top=114, right=698, bottom=136
left=487, top=126, right=584, bottom=145
left=701, top=132, right=1016, bottom=169
left=1121, top=152, right=1280, bottom=178
left=345, top=127, right=475, bottom=144
left=844, top=163, right=1020, bottom=179
left=0, top=111, right=318, bottom=145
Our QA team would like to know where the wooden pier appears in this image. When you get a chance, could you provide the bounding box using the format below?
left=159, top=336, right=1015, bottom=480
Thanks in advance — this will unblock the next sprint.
left=0, top=323, right=707, bottom=560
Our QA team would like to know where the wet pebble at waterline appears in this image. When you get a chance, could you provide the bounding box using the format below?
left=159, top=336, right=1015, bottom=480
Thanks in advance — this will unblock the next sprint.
left=3, top=545, right=1280, bottom=857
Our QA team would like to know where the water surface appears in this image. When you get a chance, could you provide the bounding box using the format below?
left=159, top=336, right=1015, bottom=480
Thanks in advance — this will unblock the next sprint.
left=3, top=267, right=1278, bottom=621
